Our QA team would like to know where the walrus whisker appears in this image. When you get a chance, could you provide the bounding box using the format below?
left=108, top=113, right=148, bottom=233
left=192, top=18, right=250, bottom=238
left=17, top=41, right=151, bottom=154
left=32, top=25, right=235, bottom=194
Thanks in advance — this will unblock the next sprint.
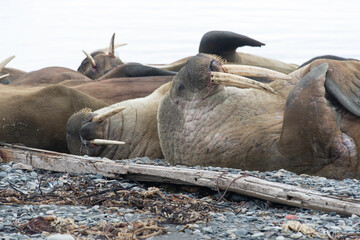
left=210, top=71, right=277, bottom=94
left=90, top=139, right=126, bottom=145
left=0, top=55, right=15, bottom=71
left=92, top=107, right=126, bottom=123
left=82, top=50, right=97, bottom=67
left=0, top=74, right=10, bottom=81
left=223, top=64, right=291, bottom=81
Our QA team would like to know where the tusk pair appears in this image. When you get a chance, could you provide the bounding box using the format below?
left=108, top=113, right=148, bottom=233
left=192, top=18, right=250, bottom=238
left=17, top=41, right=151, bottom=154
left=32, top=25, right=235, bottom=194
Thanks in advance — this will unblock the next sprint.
left=0, top=73, right=9, bottom=81
left=90, top=139, right=125, bottom=145
left=223, top=64, right=291, bottom=81
left=87, top=106, right=126, bottom=146
left=92, top=106, right=126, bottom=123
left=211, top=72, right=277, bottom=94
left=82, top=33, right=127, bottom=63
left=0, top=56, right=15, bottom=71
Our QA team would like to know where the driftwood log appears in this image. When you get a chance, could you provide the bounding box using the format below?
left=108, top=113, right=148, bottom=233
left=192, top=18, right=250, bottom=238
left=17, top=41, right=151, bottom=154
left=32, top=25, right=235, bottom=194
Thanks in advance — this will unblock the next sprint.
left=0, top=143, right=359, bottom=216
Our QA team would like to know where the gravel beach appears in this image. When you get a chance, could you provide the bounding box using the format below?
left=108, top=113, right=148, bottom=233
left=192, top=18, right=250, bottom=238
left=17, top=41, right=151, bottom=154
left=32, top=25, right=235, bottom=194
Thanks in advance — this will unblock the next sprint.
left=0, top=158, right=359, bottom=240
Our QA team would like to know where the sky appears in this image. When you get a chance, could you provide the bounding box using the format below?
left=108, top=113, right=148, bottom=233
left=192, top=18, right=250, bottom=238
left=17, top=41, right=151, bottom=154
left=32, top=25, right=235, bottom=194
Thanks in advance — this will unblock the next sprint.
left=1, top=0, right=359, bottom=72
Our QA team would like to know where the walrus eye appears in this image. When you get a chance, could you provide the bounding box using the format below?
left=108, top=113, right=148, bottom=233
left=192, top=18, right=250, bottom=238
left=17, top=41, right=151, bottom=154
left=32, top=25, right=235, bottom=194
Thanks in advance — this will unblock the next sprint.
left=178, top=82, right=185, bottom=92
left=210, top=59, right=221, bottom=71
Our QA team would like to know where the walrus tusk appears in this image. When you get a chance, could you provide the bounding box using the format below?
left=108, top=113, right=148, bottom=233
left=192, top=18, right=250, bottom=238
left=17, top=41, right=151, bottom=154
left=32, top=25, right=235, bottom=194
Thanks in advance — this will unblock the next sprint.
left=92, top=107, right=126, bottom=123
left=91, top=139, right=125, bottom=145
left=211, top=71, right=277, bottom=94
left=223, top=64, right=291, bottom=81
left=109, top=33, right=115, bottom=57
left=0, top=74, right=9, bottom=80
left=0, top=56, right=15, bottom=71
left=105, top=33, right=127, bottom=57
left=82, top=50, right=97, bottom=67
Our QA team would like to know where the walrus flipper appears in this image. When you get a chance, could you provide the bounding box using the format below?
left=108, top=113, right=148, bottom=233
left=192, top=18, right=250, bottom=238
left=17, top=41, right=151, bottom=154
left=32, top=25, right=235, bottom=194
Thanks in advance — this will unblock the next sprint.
left=324, top=60, right=360, bottom=117
left=199, top=31, right=265, bottom=56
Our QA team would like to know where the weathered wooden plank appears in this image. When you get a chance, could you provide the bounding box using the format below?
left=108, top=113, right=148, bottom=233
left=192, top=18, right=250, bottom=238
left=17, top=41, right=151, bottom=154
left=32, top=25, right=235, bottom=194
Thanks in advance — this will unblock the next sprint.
left=0, top=143, right=359, bottom=216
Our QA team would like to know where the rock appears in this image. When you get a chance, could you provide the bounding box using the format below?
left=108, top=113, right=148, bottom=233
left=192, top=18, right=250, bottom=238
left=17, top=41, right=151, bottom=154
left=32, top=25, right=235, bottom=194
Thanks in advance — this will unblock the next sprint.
left=202, top=226, right=214, bottom=234
left=12, top=163, right=33, bottom=171
left=276, top=236, right=286, bottom=240
left=251, top=232, right=264, bottom=238
left=330, top=226, right=342, bottom=232
left=290, top=232, right=303, bottom=239
left=321, top=187, right=335, bottom=193
left=235, top=229, right=249, bottom=237
left=338, top=189, right=352, bottom=196
left=341, top=226, right=354, bottom=232
left=285, top=214, right=298, bottom=220
left=0, top=171, right=7, bottom=178
left=46, top=234, right=75, bottom=240
left=1, top=165, right=11, bottom=172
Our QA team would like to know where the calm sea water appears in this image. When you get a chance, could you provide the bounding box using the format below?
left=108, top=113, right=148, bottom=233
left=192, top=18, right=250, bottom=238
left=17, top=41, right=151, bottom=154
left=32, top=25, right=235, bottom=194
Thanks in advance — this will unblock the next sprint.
left=1, top=0, right=360, bottom=72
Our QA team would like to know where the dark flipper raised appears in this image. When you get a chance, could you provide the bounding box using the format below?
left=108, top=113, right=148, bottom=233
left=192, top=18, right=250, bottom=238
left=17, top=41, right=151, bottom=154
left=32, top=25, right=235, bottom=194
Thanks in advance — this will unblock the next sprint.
left=199, top=31, right=265, bottom=56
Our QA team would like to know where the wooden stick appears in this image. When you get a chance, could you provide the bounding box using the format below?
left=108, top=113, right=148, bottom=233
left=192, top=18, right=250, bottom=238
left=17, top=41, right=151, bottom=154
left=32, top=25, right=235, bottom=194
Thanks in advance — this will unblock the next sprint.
left=0, top=143, right=359, bottom=216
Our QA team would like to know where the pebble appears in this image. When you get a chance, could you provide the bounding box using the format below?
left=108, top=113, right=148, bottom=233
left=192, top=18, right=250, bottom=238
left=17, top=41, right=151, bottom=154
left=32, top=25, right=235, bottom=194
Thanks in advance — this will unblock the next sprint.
left=46, top=234, right=75, bottom=240
left=202, top=226, right=214, bottom=233
left=0, top=171, right=7, bottom=178
left=251, top=232, right=264, bottom=238
left=330, top=225, right=342, bottom=232
left=234, top=229, right=248, bottom=237
left=290, top=232, right=303, bottom=239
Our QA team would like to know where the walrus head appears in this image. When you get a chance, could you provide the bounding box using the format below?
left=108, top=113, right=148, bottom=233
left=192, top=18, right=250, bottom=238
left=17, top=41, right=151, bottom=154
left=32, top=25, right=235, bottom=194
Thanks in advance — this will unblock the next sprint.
left=66, top=107, right=125, bottom=156
left=78, top=33, right=126, bottom=79
left=169, top=53, right=283, bottom=103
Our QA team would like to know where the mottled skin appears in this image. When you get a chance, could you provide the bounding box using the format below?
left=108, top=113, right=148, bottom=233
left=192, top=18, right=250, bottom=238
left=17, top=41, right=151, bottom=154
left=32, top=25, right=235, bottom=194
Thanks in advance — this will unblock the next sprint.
left=66, top=82, right=171, bottom=159
left=158, top=54, right=360, bottom=179
left=0, top=84, right=107, bottom=152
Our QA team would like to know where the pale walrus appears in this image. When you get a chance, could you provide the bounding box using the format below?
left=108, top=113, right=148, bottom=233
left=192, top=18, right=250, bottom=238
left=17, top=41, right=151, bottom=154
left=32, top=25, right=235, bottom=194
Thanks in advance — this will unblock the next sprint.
left=66, top=82, right=172, bottom=159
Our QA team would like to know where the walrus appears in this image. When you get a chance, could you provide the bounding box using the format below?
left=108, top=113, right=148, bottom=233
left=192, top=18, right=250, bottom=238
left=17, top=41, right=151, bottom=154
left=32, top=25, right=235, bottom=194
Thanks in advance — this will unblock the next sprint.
left=0, top=84, right=107, bottom=152
left=78, top=33, right=126, bottom=79
left=66, top=82, right=172, bottom=159
left=158, top=54, right=360, bottom=180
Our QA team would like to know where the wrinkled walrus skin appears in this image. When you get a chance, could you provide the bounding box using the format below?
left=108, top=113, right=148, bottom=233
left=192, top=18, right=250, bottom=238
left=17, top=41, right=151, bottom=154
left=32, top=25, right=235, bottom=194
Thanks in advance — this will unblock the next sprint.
left=158, top=54, right=360, bottom=180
